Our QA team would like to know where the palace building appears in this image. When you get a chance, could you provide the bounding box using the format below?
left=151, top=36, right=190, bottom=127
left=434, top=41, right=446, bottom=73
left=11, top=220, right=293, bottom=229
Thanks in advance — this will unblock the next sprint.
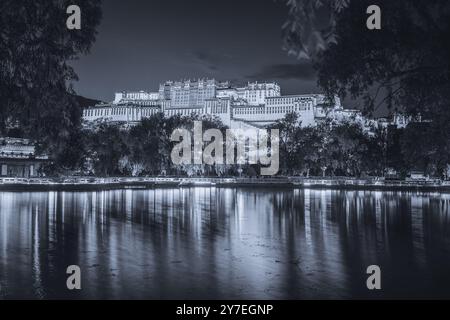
left=82, top=79, right=349, bottom=129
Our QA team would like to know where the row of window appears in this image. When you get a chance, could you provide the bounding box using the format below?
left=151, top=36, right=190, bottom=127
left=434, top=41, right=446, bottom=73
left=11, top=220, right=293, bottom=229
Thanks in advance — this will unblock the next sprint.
left=266, top=106, right=311, bottom=113
left=84, top=108, right=159, bottom=117
left=124, top=93, right=152, bottom=99
left=234, top=108, right=265, bottom=115
left=234, top=106, right=312, bottom=115
left=266, top=98, right=313, bottom=105
left=120, top=100, right=160, bottom=106
left=209, top=106, right=228, bottom=114
left=166, top=109, right=201, bottom=116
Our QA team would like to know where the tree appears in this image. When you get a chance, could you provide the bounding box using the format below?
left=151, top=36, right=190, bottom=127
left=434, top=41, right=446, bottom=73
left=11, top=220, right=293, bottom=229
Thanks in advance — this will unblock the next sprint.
left=126, top=113, right=228, bottom=177
left=400, top=122, right=450, bottom=177
left=84, top=123, right=129, bottom=176
left=297, top=126, right=324, bottom=176
left=270, top=112, right=301, bottom=174
left=0, top=0, right=102, bottom=171
left=127, top=113, right=173, bottom=175
left=283, top=0, right=450, bottom=176
left=362, top=126, right=386, bottom=176
left=385, top=126, right=406, bottom=175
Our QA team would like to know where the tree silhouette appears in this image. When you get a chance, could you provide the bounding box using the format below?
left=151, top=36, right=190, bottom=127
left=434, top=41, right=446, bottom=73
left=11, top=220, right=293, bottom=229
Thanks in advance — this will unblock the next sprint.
left=283, top=0, right=450, bottom=176
left=0, top=0, right=102, bottom=170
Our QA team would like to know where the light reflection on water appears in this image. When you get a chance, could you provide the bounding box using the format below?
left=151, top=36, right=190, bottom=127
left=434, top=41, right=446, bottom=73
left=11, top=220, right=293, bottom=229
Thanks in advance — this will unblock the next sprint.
left=0, top=188, right=449, bottom=299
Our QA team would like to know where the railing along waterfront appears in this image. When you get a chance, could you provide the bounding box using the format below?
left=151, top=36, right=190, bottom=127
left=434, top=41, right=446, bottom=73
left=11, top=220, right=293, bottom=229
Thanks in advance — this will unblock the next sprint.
left=0, top=176, right=448, bottom=190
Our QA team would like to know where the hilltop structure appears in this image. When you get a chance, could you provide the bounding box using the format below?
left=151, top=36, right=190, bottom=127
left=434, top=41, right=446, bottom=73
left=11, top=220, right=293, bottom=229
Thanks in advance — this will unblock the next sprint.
left=82, top=79, right=402, bottom=131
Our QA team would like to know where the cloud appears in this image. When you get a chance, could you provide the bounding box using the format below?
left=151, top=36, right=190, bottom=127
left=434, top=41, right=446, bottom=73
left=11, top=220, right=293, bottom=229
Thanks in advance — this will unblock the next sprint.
left=246, top=62, right=317, bottom=82
left=189, top=50, right=234, bottom=72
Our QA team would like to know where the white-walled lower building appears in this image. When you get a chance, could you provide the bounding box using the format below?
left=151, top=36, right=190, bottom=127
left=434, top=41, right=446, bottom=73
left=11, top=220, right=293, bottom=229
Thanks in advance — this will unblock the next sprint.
left=83, top=103, right=160, bottom=123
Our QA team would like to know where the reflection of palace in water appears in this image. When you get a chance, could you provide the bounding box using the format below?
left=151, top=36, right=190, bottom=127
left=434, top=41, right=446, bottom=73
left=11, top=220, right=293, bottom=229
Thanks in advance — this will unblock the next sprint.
left=0, top=189, right=449, bottom=299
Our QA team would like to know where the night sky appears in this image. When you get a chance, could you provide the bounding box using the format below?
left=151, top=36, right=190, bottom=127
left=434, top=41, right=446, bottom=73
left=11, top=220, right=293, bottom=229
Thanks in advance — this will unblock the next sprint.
left=71, top=0, right=319, bottom=102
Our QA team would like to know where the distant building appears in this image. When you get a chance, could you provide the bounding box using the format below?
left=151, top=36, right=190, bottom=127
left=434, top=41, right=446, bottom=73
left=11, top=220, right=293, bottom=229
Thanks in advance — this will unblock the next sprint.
left=236, top=82, right=281, bottom=106
left=216, top=87, right=239, bottom=100
left=392, top=114, right=409, bottom=128
left=0, top=138, right=48, bottom=177
left=114, top=90, right=159, bottom=104
left=407, top=171, right=427, bottom=181
left=390, top=113, right=426, bottom=128
left=233, top=94, right=317, bottom=127
left=329, top=108, right=366, bottom=127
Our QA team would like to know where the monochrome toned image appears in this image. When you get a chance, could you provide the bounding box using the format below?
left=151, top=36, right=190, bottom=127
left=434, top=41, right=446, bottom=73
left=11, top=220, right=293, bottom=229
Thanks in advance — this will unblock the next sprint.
left=0, top=0, right=450, bottom=303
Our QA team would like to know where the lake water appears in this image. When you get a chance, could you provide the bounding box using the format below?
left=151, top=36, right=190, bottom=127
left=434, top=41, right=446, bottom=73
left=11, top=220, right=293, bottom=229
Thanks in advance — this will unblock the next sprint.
left=0, top=188, right=449, bottom=299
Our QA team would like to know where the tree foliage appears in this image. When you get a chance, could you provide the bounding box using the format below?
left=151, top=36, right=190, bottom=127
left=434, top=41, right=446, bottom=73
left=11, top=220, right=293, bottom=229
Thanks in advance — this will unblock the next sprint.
left=283, top=0, right=450, bottom=175
left=81, top=114, right=229, bottom=177
left=271, top=115, right=386, bottom=177
left=0, top=0, right=102, bottom=169
left=55, top=112, right=446, bottom=178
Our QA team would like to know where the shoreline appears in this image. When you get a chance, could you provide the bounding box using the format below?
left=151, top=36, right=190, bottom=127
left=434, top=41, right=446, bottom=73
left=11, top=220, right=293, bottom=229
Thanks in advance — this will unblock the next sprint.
left=1, top=177, right=449, bottom=192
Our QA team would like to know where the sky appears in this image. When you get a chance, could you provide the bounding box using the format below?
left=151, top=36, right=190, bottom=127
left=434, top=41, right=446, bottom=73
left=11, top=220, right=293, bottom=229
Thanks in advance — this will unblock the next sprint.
left=71, top=0, right=320, bottom=102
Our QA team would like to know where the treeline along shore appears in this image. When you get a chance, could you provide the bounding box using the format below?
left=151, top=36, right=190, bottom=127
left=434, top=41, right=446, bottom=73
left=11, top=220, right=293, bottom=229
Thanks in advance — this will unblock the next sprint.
left=23, top=112, right=450, bottom=180
left=1, top=176, right=449, bottom=192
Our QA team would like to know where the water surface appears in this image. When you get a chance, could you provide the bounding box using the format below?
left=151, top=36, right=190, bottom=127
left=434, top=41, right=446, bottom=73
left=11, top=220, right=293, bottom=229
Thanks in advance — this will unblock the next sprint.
left=0, top=188, right=449, bottom=299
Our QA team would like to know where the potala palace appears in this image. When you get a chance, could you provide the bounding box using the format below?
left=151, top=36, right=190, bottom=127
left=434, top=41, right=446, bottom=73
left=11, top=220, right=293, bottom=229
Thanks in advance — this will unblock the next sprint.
left=82, top=79, right=409, bottom=130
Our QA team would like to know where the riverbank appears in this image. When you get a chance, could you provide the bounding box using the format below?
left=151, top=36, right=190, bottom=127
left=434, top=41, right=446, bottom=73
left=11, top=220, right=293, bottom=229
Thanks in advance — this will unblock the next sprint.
left=1, top=176, right=450, bottom=192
